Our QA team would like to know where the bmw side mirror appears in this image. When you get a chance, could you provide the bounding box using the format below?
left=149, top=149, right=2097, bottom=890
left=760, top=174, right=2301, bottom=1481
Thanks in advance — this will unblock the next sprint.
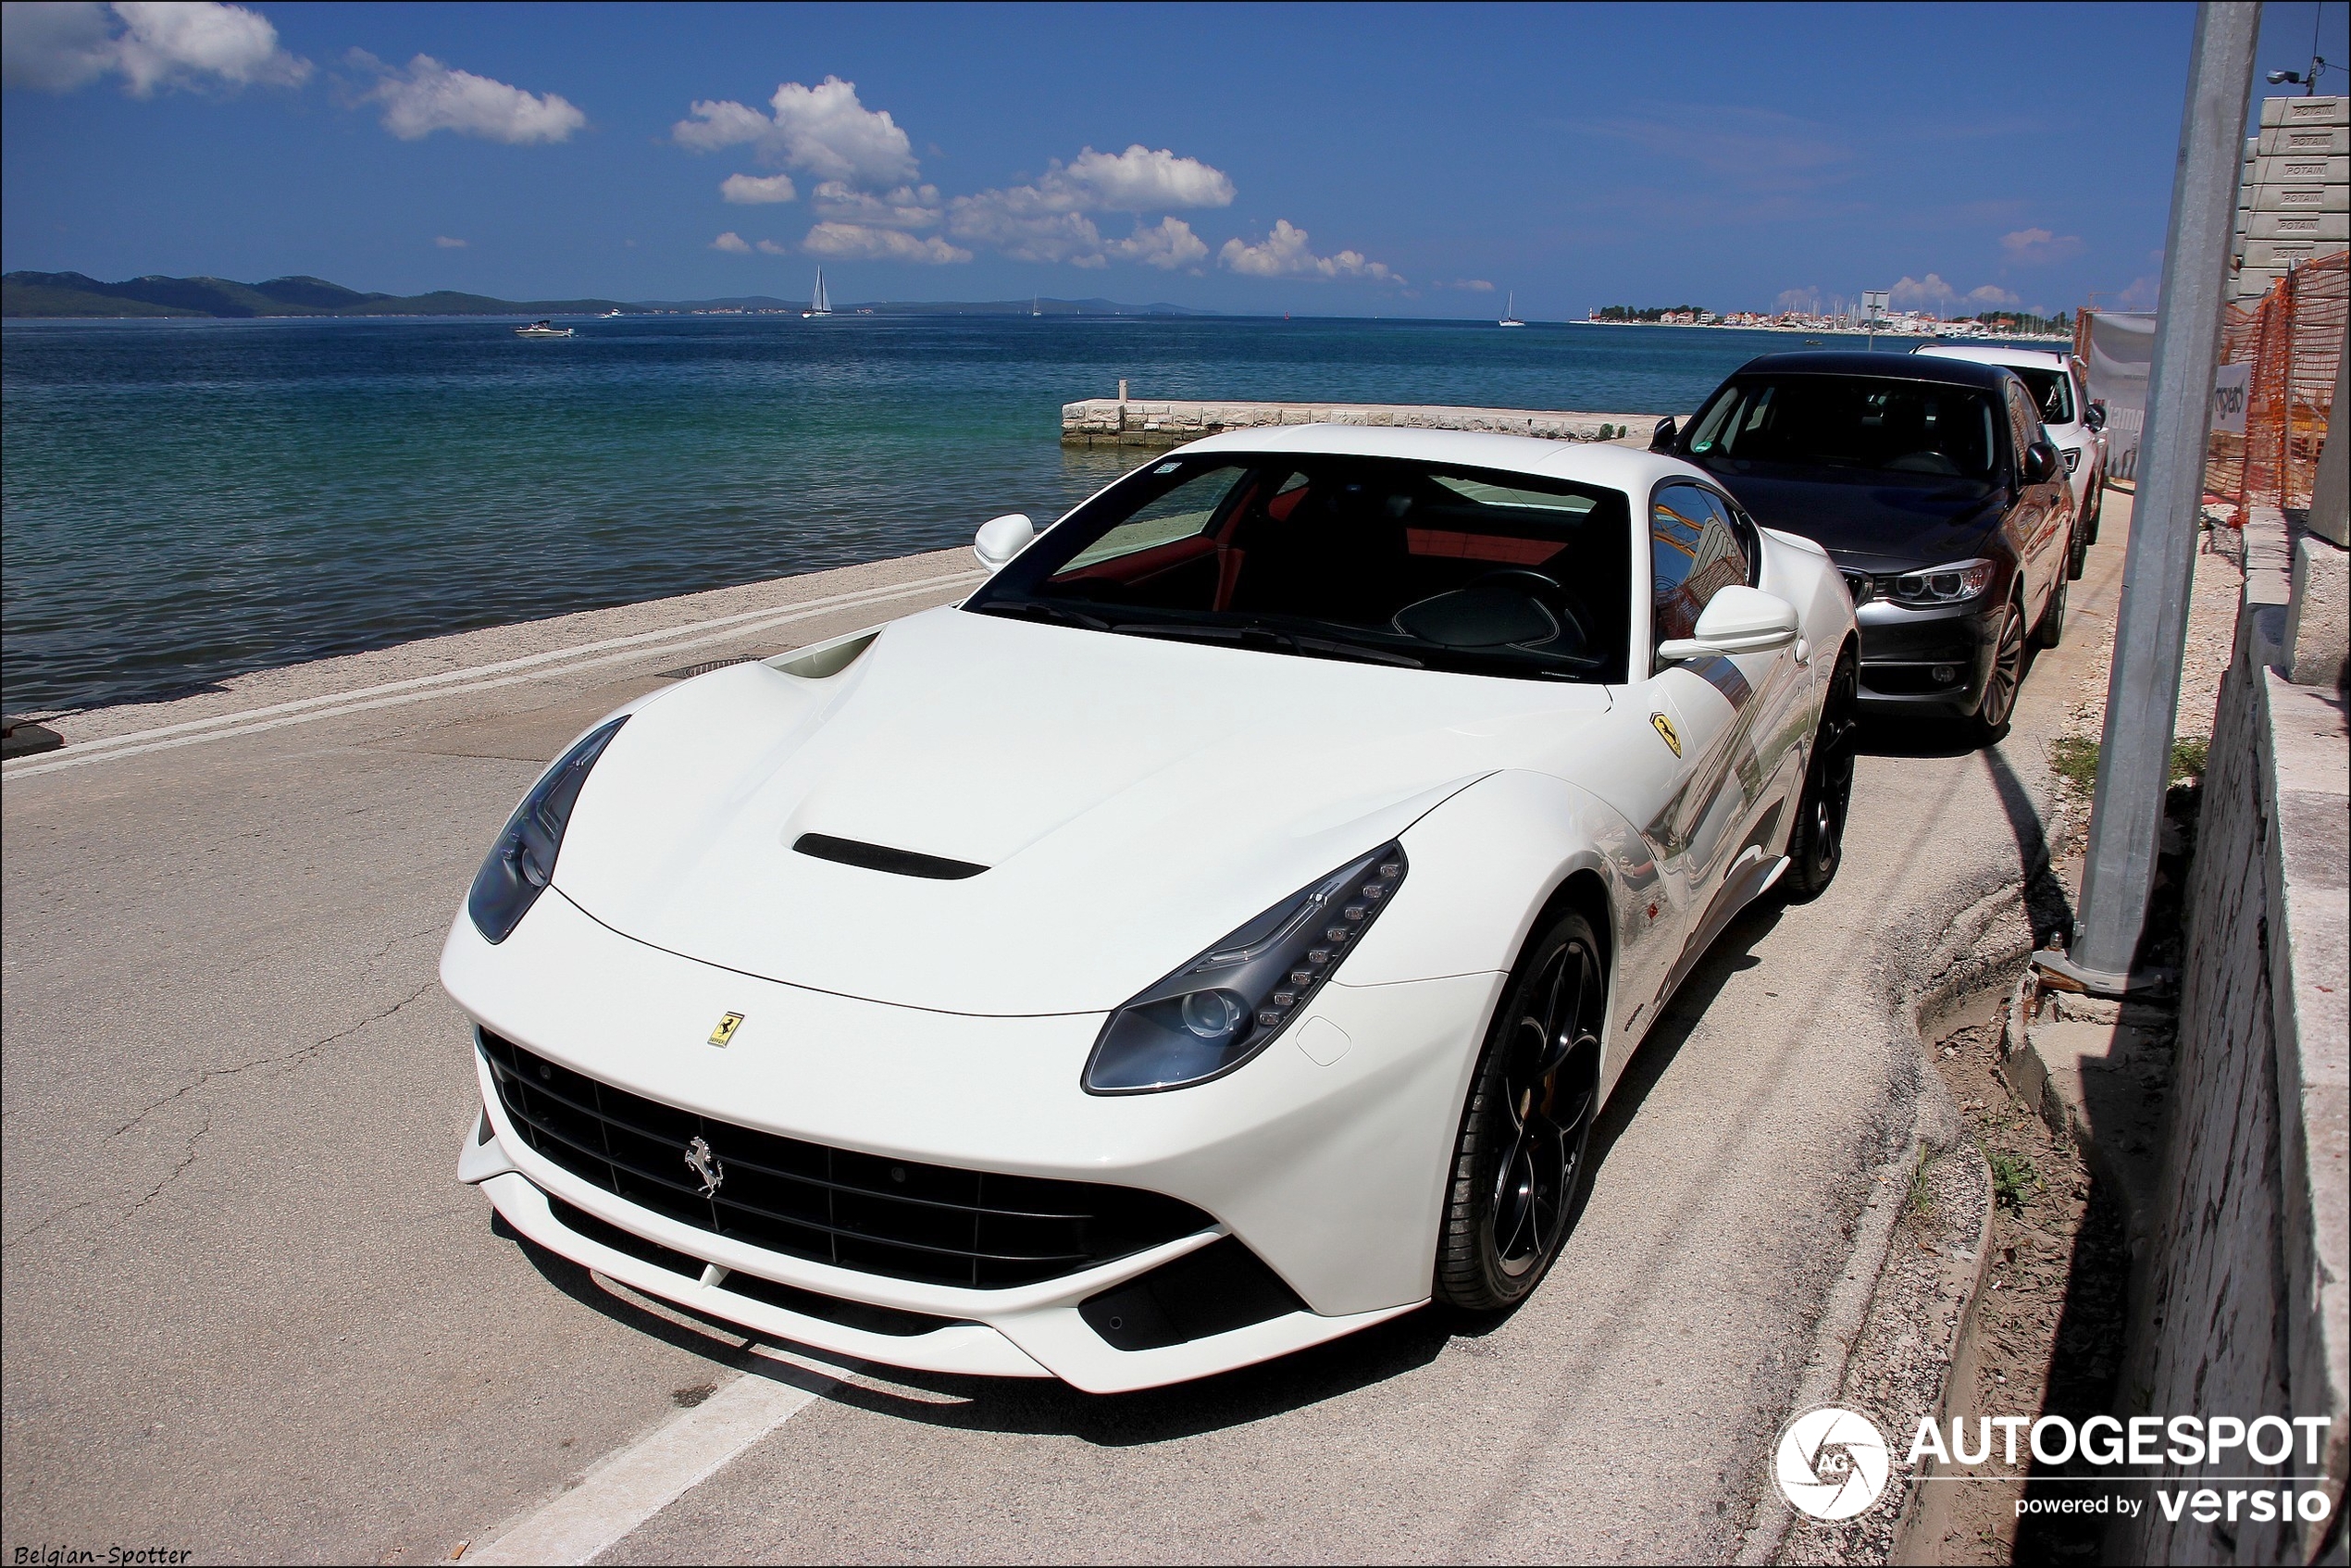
left=1655, top=586, right=1800, bottom=665
left=2084, top=402, right=2108, bottom=432
left=2023, top=440, right=2059, bottom=486
left=1649, top=417, right=1679, bottom=454
left=974, top=513, right=1036, bottom=570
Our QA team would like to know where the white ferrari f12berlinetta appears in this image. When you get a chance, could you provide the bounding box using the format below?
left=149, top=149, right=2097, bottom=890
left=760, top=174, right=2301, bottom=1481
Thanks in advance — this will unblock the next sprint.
left=444, top=425, right=1860, bottom=1392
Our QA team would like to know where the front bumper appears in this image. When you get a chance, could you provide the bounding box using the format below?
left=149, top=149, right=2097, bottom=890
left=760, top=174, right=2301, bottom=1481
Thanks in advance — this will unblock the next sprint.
left=442, top=889, right=1496, bottom=1392
left=1850, top=595, right=2005, bottom=715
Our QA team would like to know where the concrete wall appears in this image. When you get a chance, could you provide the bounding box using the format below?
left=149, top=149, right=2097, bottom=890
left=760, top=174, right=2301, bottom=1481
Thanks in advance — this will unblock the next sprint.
left=2117, top=513, right=2350, bottom=1564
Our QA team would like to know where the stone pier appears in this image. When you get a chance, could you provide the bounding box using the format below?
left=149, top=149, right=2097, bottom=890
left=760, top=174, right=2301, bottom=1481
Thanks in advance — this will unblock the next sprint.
left=1061, top=396, right=1670, bottom=448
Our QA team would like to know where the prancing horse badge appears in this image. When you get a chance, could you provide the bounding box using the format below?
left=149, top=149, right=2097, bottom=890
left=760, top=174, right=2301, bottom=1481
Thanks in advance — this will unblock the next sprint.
left=707, top=1012, right=744, bottom=1048
left=1650, top=713, right=1683, bottom=758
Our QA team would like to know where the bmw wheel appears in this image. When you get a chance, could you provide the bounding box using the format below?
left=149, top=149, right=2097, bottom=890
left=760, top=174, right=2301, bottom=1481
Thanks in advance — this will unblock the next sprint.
left=1436, top=908, right=1605, bottom=1312
left=1973, top=597, right=2027, bottom=743
left=1784, top=648, right=1858, bottom=902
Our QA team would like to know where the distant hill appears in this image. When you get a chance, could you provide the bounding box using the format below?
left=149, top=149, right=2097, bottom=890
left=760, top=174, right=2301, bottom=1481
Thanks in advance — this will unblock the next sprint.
left=4, top=271, right=637, bottom=318
left=3, top=272, right=1218, bottom=319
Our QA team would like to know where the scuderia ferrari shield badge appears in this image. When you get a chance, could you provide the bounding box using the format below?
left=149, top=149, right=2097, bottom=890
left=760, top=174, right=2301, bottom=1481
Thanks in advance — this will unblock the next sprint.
left=707, top=1012, right=744, bottom=1048
left=1650, top=713, right=1683, bottom=757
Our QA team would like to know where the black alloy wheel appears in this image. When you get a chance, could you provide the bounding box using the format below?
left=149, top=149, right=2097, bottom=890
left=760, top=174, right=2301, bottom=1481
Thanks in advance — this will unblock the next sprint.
left=2068, top=516, right=2088, bottom=580
left=1973, top=597, right=2027, bottom=742
left=1784, top=648, right=1858, bottom=902
left=2033, top=573, right=2068, bottom=649
left=1436, top=909, right=1606, bottom=1312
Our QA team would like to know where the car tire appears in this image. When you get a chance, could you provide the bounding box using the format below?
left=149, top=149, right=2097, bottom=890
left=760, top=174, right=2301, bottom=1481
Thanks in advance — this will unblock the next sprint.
left=1973, top=596, right=2027, bottom=743
left=2067, top=516, right=2087, bottom=580
left=2033, top=573, right=2067, bottom=649
left=1783, top=647, right=1858, bottom=903
left=1434, top=906, right=1605, bottom=1313
left=2083, top=473, right=2104, bottom=544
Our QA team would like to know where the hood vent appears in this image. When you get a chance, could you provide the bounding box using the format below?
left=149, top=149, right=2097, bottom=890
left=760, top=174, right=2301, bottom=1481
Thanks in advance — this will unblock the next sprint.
left=791, top=832, right=987, bottom=881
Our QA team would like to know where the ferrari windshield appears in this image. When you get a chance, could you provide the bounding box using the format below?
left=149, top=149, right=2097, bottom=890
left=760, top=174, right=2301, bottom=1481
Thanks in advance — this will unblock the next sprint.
left=1686, top=375, right=2001, bottom=479
left=964, top=454, right=1631, bottom=682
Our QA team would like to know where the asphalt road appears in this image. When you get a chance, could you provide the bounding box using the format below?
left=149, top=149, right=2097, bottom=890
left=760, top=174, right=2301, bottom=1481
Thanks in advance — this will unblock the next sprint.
left=2, top=509, right=2132, bottom=1565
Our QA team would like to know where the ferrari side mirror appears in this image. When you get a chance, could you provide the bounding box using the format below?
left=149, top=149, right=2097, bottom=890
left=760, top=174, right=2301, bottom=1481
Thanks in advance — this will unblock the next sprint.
left=974, top=513, right=1036, bottom=570
left=1656, top=587, right=1800, bottom=665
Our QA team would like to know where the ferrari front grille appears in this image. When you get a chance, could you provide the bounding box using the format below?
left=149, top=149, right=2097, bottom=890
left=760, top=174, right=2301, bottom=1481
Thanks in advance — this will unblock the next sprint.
left=479, top=1031, right=1211, bottom=1288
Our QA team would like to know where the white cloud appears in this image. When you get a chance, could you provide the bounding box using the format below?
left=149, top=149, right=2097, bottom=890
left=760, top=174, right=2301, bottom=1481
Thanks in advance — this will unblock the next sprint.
left=945, top=146, right=1233, bottom=267
left=755, top=238, right=790, bottom=255
left=434, top=234, right=466, bottom=248
left=1058, top=144, right=1234, bottom=211
left=673, top=75, right=916, bottom=188
left=811, top=180, right=940, bottom=229
left=1104, top=217, right=1207, bottom=271
left=1218, top=219, right=1403, bottom=283
left=1774, top=286, right=1822, bottom=313
left=4, top=1, right=308, bottom=94
left=358, top=52, right=585, bottom=143
left=802, top=221, right=969, bottom=264
left=1888, top=273, right=2021, bottom=312
left=1999, top=227, right=2084, bottom=264
left=710, top=230, right=751, bottom=254
left=1438, top=278, right=1495, bottom=292
left=720, top=171, right=796, bottom=205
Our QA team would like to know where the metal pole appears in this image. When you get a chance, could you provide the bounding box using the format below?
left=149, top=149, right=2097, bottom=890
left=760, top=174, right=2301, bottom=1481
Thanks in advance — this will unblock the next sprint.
left=2043, top=0, right=2261, bottom=994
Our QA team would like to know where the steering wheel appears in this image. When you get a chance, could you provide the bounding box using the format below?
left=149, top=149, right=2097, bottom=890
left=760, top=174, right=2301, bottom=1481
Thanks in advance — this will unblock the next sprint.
left=1465, top=568, right=1589, bottom=650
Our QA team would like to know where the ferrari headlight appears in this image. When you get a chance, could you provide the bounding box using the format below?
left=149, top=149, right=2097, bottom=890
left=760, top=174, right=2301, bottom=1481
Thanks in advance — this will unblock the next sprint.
left=1082, top=843, right=1407, bottom=1094
left=1883, top=558, right=1995, bottom=606
left=466, top=717, right=627, bottom=944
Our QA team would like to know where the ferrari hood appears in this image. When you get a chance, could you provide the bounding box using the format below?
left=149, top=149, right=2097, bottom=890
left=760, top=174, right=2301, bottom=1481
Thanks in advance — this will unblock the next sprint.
left=551, top=605, right=1610, bottom=1014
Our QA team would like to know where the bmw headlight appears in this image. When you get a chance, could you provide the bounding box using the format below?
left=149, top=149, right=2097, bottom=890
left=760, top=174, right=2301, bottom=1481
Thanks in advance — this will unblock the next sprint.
left=1083, top=843, right=1407, bottom=1094
left=466, top=717, right=627, bottom=944
left=1882, top=558, right=1995, bottom=607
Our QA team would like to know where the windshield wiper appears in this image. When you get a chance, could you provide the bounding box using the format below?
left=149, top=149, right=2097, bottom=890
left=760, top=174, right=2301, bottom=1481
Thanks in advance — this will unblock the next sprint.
left=969, top=596, right=1113, bottom=630
left=1113, top=620, right=1424, bottom=668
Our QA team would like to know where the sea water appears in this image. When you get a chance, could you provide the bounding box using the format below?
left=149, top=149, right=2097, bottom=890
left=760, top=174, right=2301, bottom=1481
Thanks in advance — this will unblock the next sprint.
left=1, top=314, right=1921, bottom=713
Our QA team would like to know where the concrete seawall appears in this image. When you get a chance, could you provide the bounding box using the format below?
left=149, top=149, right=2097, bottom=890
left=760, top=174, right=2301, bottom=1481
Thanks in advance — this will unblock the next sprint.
left=1062, top=396, right=1669, bottom=448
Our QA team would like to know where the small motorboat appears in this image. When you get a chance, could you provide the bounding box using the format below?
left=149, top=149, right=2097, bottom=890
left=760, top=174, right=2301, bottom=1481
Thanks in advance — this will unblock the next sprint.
left=515, top=319, right=574, bottom=338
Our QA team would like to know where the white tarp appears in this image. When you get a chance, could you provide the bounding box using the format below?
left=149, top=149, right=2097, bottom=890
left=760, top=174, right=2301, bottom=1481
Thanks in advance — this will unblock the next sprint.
left=2085, top=310, right=2156, bottom=482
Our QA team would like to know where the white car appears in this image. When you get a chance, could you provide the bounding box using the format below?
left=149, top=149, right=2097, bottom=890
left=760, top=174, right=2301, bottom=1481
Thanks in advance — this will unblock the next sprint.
left=1915, top=342, right=2109, bottom=576
left=442, top=428, right=1860, bottom=1393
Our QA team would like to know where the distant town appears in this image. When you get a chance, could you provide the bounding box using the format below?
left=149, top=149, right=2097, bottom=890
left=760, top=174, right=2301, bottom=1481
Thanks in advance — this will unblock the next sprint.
left=1585, top=302, right=2073, bottom=340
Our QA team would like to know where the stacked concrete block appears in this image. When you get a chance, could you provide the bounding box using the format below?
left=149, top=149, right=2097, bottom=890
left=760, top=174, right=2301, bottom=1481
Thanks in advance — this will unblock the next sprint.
left=2233, top=94, right=2349, bottom=303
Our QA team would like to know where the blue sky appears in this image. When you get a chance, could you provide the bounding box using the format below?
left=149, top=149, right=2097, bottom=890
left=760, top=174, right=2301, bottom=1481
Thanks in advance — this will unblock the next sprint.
left=1, top=1, right=2338, bottom=317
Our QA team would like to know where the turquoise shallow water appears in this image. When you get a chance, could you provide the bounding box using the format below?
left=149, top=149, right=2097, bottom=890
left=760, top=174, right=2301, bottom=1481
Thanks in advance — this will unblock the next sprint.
left=0, top=315, right=1919, bottom=713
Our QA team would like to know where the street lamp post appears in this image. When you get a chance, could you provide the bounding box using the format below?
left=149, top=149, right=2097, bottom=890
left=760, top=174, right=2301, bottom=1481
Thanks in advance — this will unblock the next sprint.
left=2035, top=0, right=2262, bottom=995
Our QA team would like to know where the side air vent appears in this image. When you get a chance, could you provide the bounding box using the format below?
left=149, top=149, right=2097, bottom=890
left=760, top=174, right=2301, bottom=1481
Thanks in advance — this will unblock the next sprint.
left=792, top=832, right=987, bottom=880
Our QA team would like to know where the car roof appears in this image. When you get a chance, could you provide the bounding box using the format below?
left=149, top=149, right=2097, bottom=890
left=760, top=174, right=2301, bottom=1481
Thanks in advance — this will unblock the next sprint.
left=1914, top=342, right=2072, bottom=371
left=1725, top=349, right=2019, bottom=391
left=1171, top=422, right=1713, bottom=492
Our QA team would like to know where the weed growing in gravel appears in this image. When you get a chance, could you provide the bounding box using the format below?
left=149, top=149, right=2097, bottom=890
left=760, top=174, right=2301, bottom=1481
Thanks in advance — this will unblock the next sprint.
left=1988, top=1150, right=2039, bottom=1213
left=2048, top=734, right=2210, bottom=795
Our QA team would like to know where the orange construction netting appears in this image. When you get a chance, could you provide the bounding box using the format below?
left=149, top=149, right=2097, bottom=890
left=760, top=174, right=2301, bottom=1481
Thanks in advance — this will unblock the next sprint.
left=2208, top=251, right=2346, bottom=520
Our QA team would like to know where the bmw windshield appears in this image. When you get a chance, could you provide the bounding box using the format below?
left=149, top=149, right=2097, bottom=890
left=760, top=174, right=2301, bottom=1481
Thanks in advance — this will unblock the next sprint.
left=964, top=454, right=1631, bottom=683
left=1684, top=376, right=2002, bottom=481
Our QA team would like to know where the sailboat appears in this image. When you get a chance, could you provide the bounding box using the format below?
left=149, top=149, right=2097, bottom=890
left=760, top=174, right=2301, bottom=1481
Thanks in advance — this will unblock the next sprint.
left=1499, top=293, right=1526, bottom=328
left=1031, top=296, right=1042, bottom=317
left=802, top=268, right=832, bottom=318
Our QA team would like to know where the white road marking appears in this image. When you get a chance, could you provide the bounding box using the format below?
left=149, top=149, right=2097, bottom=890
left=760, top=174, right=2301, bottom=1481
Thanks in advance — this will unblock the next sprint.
left=3, top=571, right=981, bottom=781
left=466, top=1354, right=839, bottom=1565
